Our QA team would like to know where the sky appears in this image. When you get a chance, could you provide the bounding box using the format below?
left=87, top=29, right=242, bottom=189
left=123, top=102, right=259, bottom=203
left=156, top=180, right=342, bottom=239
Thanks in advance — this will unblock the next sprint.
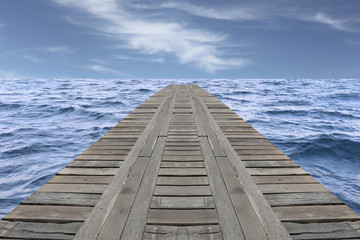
left=0, top=0, right=360, bottom=79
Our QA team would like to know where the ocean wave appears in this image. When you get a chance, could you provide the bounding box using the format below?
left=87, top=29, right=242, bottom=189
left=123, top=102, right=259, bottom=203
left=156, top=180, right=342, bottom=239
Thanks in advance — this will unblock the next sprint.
left=1, top=78, right=359, bottom=219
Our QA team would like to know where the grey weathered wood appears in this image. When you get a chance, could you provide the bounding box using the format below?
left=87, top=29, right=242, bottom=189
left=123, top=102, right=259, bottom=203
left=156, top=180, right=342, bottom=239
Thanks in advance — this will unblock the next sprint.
left=283, top=221, right=360, bottom=239
left=252, top=175, right=317, bottom=184
left=162, top=155, right=203, bottom=161
left=190, top=85, right=291, bottom=240
left=264, top=192, right=343, bottom=207
left=82, top=149, right=130, bottom=155
left=119, top=137, right=167, bottom=239
left=197, top=136, right=245, bottom=240
left=248, top=167, right=307, bottom=175
left=58, top=167, right=118, bottom=175
left=154, top=185, right=212, bottom=196
left=273, top=205, right=360, bottom=222
left=163, top=150, right=202, bottom=156
left=156, top=176, right=209, bottom=186
left=147, top=209, right=218, bottom=225
left=258, top=183, right=328, bottom=194
left=0, top=221, right=81, bottom=239
left=23, top=192, right=101, bottom=206
left=160, top=162, right=205, bottom=168
left=151, top=196, right=215, bottom=209
left=67, top=160, right=122, bottom=168
left=3, top=205, right=92, bottom=222
left=38, top=183, right=107, bottom=194
left=74, top=86, right=176, bottom=240
left=243, top=160, right=298, bottom=168
left=48, top=175, right=113, bottom=184
left=158, top=168, right=207, bottom=176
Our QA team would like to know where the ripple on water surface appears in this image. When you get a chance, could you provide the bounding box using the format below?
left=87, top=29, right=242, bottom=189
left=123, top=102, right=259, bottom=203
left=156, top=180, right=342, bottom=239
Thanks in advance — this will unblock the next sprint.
left=0, top=78, right=359, bottom=219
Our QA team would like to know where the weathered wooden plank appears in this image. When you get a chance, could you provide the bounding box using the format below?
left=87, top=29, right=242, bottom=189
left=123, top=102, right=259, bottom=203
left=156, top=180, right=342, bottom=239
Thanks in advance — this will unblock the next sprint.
left=164, top=146, right=201, bottom=151
left=0, top=221, right=81, bottom=239
left=143, top=231, right=222, bottom=240
left=196, top=135, right=245, bottom=240
left=238, top=154, right=290, bottom=160
left=165, top=141, right=200, bottom=146
left=160, top=162, right=205, bottom=168
left=252, top=175, right=317, bottom=184
left=162, top=150, right=202, bottom=156
left=86, top=88, right=176, bottom=240
left=154, top=186, right=212, bottom=196
left=38, top=183, right=107, bottom=194
left=58, top=167, right=117, bottom=175
left=259, top=183, right=328, bottom=194
left=67, top=160, right=122, bottom=168
left=243, top=160, right=298, bottom=168
left=82, top=149, right=130, bottom=155
left=75, top=154, right=127, bottom=160
left=48, top=175, right=113, bottom=184
left=156, top=176, right=209, bottom=186
left=3, top=205, right=92, bottom=222
left=89, top=145, right=133, bottom=150
left=119, top=137, right=167, bottom=239
left=274, top=205, right=360, bottom=222
left=248, top=167, right=308, bottom=175
left=264, top=192, right=343, bottom=207
left=158, top=168, right=207, bottom=176
left=283, top=221, right=360, bottom=239
left=151, top=196, right=215, bottom=209
left=162, top=155, right=203, bottom=161
left=23, top=192, right=101, bottom=206
left=190, top=85, right=291, bottom=240
left=144, top=225, right=221, bottom=235
left=147, top=209, right=218, bottom=225
left=235, top=149, right=284, bottom=155
left=233, top=145, right=277, bottom=150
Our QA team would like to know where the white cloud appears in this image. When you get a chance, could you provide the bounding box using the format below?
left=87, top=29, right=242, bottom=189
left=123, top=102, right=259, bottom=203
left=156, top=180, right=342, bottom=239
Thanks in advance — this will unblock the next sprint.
left=43, top=45, right=76, bottom=54
left=114, top=55, right=164, bottom=63
left=23, top=55, right=41, bottom=63
left=52, top=0, right=245, bottom=72
left=87, top=64, right=122, bottom=75
left=142, top=2, right=358, bottom=33
left=311, top=12, right=355, bottom=32
left=159, top=2, right=262, bottom=21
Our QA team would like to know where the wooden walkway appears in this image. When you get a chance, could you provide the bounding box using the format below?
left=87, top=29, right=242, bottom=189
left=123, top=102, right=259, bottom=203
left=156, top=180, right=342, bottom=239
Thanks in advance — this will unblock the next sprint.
left=1, top=84, right=360, bottom=239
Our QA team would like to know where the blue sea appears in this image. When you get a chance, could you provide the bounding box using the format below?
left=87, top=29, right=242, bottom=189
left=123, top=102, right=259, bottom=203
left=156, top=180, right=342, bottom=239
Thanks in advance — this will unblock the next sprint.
left=0, top=79, right=359, bottom=219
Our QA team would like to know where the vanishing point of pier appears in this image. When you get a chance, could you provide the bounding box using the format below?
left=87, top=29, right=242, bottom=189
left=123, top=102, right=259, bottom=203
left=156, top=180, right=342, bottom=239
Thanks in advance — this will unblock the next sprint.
left=1, top=84, right=360, bottom=239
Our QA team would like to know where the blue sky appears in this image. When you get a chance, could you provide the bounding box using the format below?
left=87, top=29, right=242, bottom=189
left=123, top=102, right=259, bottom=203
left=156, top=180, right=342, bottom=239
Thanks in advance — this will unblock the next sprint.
left=1, top=0, right=360, bottom=79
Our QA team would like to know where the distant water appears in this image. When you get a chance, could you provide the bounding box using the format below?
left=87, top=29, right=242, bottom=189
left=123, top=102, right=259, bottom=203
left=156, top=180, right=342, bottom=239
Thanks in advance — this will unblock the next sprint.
left=1, top=79, right=359, bottom=219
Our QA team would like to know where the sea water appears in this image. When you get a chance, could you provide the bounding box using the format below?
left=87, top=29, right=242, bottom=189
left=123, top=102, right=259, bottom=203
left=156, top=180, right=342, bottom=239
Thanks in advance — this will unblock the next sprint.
left=0, top=78, right=359, bottom=219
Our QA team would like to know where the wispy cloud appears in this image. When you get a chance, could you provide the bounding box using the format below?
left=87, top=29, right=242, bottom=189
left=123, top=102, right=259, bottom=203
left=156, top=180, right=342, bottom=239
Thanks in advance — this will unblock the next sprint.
left=159, top=2, right=263, bottom=21
left=114, top=55, right=164, bottom=63
left=52, top=0, right=245, bottom=72
left=87, top=64, right=122, bottom=75
left=43, top=45, right=76, bottom=54
left=146, top=2, right=358, bottom=33
left=311, top=12, right=356, bottom=32
left=23, top=55, right=41, bottom=63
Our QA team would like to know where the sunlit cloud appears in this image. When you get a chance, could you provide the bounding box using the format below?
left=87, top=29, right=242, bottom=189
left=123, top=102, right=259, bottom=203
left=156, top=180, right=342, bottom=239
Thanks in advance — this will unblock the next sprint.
left=52, top=0, right=246, bottom=72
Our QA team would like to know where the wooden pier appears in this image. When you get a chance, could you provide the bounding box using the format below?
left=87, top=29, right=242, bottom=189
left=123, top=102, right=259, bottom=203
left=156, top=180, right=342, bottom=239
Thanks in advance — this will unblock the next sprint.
left=1, top=84, right=360, bottom=239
